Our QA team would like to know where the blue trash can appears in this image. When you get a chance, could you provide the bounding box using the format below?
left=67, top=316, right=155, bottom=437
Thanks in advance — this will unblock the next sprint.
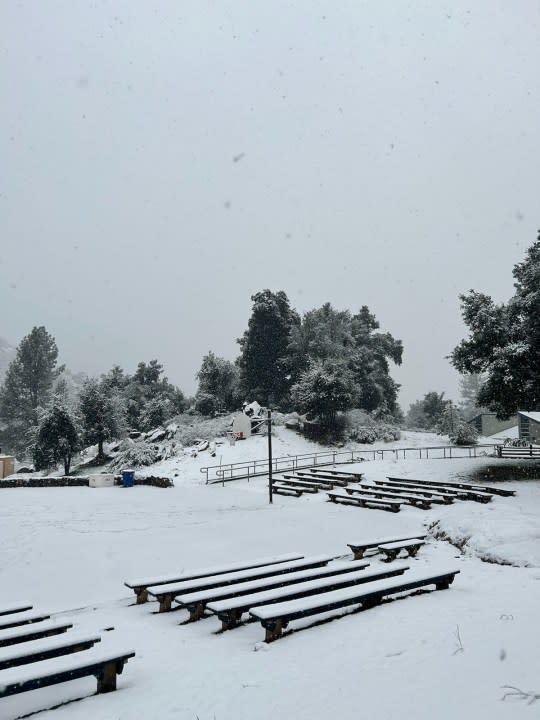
left=122, top=469, right=135, bottom=487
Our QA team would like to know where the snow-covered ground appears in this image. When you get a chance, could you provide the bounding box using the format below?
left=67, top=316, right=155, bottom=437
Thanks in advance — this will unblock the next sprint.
left=1, top=431, right=540, bottom=719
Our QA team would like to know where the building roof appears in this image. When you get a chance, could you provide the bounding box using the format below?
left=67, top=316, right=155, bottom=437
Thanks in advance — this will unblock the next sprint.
left=518, top=411, right=540, bottom=423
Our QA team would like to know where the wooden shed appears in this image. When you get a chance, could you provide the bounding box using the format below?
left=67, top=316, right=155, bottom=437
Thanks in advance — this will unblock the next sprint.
left=518, top=411, right=540, bottom=444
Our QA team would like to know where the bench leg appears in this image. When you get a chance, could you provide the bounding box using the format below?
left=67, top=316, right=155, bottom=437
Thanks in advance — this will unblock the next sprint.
left=352, top=549, right=365, bottom=560
left=408, top=545, right=421, bottom=558
left=159, top=595, right=173, bottom=613
left=435, top=578, right=453, bottom=590
left=361, top=597, right=380, bottom=610
left=264, top=619, right=285, bottom=643
left=221, top=610, right=242, bottom=631
left=97, top=662, right=118, bottom=693
left=381, top=551, right=396, bottom=563
left=188, top=602, right=206, bottom=622
left=135, top=589, right=148, bottom=604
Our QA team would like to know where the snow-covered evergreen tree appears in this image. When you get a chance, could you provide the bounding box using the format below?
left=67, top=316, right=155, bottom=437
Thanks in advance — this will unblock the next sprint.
left=33, top=399, right=80, bottom=475
left=79, top=378, right=125, bottom=458
left=291, top=360, right=356, bottom=427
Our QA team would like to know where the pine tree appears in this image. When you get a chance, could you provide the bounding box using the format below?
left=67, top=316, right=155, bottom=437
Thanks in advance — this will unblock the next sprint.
left=451, top=231, right=540, bottom=417
left=0, top=327, right=61, bottom=452
left=79, top=378, right=125, bottom=458
left=34, top=400, right=80, bottom=475
left=237, top=290, right=299, bottom=406
left=195, top=351, right=240, bottom=413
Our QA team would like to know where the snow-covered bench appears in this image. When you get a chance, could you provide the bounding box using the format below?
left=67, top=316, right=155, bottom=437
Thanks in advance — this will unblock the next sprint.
left=175, top=559, right=370, bottom=621
left=272, top=479, right=319, bottom=494
left=249, top=568, right=460, bottom=642
left=272, top=485, right=303, bottom=498
left=347, top=534, right=427, bottom=559
left=378, top=539, right=426, bottom=562
left=207, top=563, right=409, bottom=631
left=0, top=632, right=102, bottom=671
left=0, top=602, right=33, bottom=617
left=296, top=470, right=350, bottom=487
left=345, top=486, right=433, bottom=510
left=124, top=552, right=304, bottom=604
left=0, top=647, right=135, bottom=698
left=300, top=468, right=364, bottom=481
left=386, top=477, right=494, bottom=503
left=327, top=491, right=402, bottom=513
left=0, top=610, right=51, bottom=631
left=373, top=480, right=456, bottom=504
left=0, top=620, right=73, bottom=649
left=147, top=555, right=332, bottom=612
left=281, top=474, right=335, bottom=489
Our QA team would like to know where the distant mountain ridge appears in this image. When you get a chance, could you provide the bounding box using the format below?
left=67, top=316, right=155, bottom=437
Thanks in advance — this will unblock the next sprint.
left=0, top=337, right=16, bottom=381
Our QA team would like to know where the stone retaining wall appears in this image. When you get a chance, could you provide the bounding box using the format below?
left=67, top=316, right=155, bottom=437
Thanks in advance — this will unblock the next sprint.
left=0, top=475, right=174, bottom=488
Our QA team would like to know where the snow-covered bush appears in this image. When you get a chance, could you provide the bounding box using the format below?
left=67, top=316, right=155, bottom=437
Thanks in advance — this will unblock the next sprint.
left=110, top=442, right=160, bottom=470
left=349, top=423, right=400, bottom=444
left=449, top=421, right=478, bottom=446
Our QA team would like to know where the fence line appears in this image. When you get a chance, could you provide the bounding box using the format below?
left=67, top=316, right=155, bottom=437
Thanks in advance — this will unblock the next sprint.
left=201, top=444, right=500, bottom=485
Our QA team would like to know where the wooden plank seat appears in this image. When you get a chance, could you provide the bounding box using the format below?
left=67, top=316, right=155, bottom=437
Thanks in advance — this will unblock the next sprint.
left=372, top=480, right=455, bottom=504
left=280, top=474, right=335, bottom=489
left=272, top=486, right=303, bottom=498
left=174, top=559, right=370, bottom=622
left=345, top=486, right=433, bottom=510
left=0, top=632, right=102, bottom=671
left=0, top=603, right=33, bottom=617
left=296, top=470, right=354, bottom=484
left=249, top=568, right=460, bottom=642
left=387, top=477, right=492, bottom=503
left=327, top=491, right=402, bottom=513
left=300, top=468, right=364, bottom=480
left=385, top=477, right=478, bottom=501
left=208, top=563, right=409, bottom=631
left=125, top=552, right=304, bottom=604
left=347, top=534, right=427, bottom=560
left=0, top=648, right=135, bottom=698
left=0, top=621, right=73, bottom=649
left=0, top=610, right=51, bottom=631
left=271, top=480, right=319, bottom=493
left=378, top=539, right=426, bottom=562
left=147, top=555, right=333, bottom=612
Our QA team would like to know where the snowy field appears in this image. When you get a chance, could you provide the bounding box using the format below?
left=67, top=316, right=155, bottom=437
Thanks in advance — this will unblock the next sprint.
left=1, top=431, right=540, bottom=719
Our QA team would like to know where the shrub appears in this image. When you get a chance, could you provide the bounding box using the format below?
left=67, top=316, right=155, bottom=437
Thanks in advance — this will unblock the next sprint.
left=110, top=442, right=160, bottom=470
left=449, top=422, right=478, bottom=446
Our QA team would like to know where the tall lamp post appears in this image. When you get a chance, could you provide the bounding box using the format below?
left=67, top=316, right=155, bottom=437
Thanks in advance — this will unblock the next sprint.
left=268, top=407, right=273, bottom=504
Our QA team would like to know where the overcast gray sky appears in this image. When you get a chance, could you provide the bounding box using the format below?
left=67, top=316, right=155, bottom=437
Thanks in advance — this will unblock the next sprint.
left=2, top=0, right=540, bottom=409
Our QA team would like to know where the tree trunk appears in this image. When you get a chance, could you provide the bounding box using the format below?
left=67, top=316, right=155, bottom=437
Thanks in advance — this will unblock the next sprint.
left=64, top=454, right=71, bottom=476
left=98, top=438, right=104, bottom=459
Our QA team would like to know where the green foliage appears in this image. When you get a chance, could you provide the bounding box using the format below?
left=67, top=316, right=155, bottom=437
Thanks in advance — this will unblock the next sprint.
left=79, top=378, right=125, bottom=457
left=195, top=351, right=240, bottom=414
left=288, top=303, right=402, bottom=413
left=436, top=402, right=461, bottom=436
left=290, top=360, right=356, bottom=427
left=0, top=327, right=61, bottom=452
left=449, top=422, right=478, bottom=446
left=237, top=290, right=299, bottom=406
left=406, top=391, right=449, bottom=430
left=33, top=400, right=81, bottom=475
left=451, top=231, right=540, bottom=418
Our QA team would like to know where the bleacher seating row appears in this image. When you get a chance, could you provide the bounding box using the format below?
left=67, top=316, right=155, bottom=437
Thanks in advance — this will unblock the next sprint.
left=125, top=539, right=458, bottom=642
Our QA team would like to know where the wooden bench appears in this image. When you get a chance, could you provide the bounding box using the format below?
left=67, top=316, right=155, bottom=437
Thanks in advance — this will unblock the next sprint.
left=249, top=568, right=460, bottom=642
left=208, top=563, right=409, bottom=630
left=347, top=534, right=427, bottom=559
left=147, top=555, right=332, bottom=612
left=301, top=468, right=364, bottom=480
left=175, top=559, right=370, bottom=621
left=0, top=632, right=102, bottom=671
left=271, top=479, right=319, bottom=493
left=296, top=470, right=355, bottom=485
left=327, top=491, right=402, bottom=513
left=372, top=480, right=456, bottom=504
left=0, top=620, right=73, bottom=649
left=281, top=474, right=335, bottom=489
left=0, top=602, right=33, bottom=617
left=0, top=648, right=135, bottom=697
left=387, top=477, right=496, bottom=502
left=0, top=610, right=51, bottom=631
left=125, top=552, right=304, bottom=603
left=385, top=477, right=485, bottom=502
left=378, top=539, right=425, bottom=562
left=345, top=486, right=432, bottom=510
left=272, top=485, right=303, bottom=498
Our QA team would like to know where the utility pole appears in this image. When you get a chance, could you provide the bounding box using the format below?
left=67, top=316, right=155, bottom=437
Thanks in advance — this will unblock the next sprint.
left=268, top=408, right=273, bottom=504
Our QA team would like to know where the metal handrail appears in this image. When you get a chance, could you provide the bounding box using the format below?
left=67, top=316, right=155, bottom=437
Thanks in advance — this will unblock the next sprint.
left=200, top=444, right=500, bottom=484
